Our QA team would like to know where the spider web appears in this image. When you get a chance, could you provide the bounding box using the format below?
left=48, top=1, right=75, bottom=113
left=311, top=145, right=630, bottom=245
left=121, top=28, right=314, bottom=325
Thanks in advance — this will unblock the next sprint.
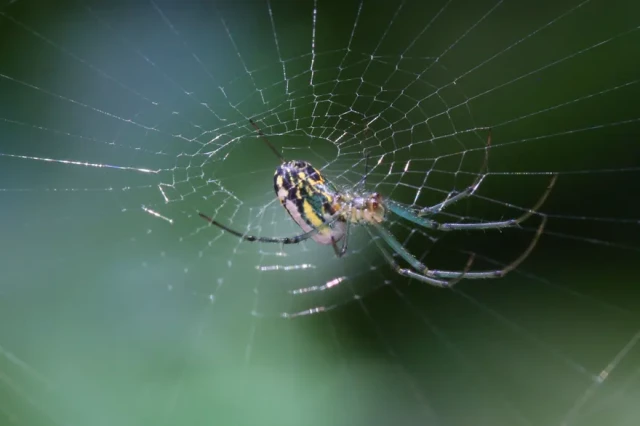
left=0, top=0, right=639, bottom=425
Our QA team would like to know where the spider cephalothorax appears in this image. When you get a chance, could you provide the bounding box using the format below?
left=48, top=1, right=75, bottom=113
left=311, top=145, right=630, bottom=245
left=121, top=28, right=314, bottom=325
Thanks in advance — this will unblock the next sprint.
left=333, top=191, right=385, bottom=224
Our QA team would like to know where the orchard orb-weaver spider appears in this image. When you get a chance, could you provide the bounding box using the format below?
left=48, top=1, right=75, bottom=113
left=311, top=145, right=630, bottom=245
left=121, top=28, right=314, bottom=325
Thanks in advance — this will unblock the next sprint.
left=199, top=119, right=557, bottom=287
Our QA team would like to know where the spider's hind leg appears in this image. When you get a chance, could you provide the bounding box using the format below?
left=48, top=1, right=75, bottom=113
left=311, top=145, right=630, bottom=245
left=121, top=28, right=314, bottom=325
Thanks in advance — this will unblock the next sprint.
left=435, top=173, right=558, bottom=231
left=249, top=118, right=285, bottom=162
left=331, top=218, right=352, bottom=258
left=199, top=212, right=334, bottom=244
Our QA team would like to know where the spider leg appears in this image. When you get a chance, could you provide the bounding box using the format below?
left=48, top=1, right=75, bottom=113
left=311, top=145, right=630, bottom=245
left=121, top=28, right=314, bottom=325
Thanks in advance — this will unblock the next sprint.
left=249, top=119, right=285, bottom=162
left=386, top=200, right=442, bottom=229
left=353, top=150, right=374, bottom=190
left=388, top=174, right=557, bottom=231
left=365, top=225, right=450, bottom=287
left=353, top=121, right=376, bottom=190
left=198, top=212, right=334, bottom=244
left=424, top=215, right=548, bottom=279
left=435, top=174, right=557, bottom=231
left=362, top=150, right=369, bottom=187
left=420, top=128, right=491, bottom=216
left=445, top=253, right=476, bottom=286
left=368, top=213, right=546, bottom=286
left=368, top=223, right=475, bottom=287
left=331, top=217, right=352, bottom=258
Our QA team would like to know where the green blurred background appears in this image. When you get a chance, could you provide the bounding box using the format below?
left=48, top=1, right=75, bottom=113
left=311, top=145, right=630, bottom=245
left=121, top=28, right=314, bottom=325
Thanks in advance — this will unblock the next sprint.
left=0, top=0, right=639, bottom=425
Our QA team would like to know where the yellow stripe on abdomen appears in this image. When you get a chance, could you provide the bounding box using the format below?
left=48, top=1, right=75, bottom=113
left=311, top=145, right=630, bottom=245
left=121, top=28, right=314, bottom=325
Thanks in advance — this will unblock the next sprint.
left=302, top=199, right=328, bottom=233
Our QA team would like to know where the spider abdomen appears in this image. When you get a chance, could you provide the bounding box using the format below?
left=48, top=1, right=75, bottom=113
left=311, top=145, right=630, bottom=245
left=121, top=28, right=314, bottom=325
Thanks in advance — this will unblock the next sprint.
left=273, top=160, right=345, bottom=245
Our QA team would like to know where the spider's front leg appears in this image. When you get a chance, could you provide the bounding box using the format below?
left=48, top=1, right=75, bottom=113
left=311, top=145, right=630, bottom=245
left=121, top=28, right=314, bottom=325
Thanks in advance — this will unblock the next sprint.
left=419, top=127, right=491, bottom=216
left=388, top=174, right=557, bottom=232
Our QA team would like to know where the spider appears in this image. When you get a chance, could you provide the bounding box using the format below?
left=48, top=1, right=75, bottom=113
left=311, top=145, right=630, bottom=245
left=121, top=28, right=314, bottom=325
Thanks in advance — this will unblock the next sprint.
left=199, top=119, right=557, bottom=287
